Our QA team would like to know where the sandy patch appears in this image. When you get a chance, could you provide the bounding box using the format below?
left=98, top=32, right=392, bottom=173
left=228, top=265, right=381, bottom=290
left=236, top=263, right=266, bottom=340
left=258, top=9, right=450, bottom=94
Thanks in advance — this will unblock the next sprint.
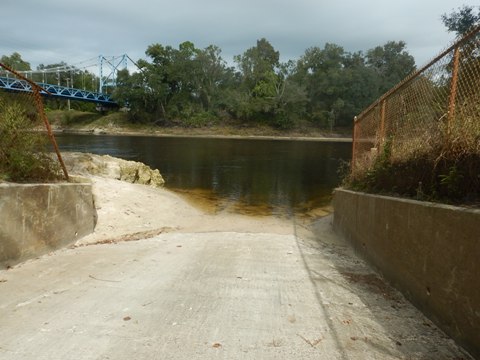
left=77, top=176, right=295, bottom=245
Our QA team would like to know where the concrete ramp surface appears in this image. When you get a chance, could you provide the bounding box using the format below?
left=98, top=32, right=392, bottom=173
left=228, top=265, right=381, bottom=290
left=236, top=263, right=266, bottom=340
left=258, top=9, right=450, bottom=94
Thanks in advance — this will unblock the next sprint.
left=0, top=223, right=471, bottom=359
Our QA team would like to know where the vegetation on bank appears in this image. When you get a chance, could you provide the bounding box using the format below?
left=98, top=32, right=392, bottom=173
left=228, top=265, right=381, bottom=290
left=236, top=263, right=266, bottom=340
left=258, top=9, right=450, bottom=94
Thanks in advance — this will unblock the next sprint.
left=342, top=119, right=480, bottom=206
left=112, top=39, right=415, bottom=130
left=2, top=40, right=416, bottom=132
left=45, top=109, right=352, bottom=138
left=0, top=95, right=61, bottom=182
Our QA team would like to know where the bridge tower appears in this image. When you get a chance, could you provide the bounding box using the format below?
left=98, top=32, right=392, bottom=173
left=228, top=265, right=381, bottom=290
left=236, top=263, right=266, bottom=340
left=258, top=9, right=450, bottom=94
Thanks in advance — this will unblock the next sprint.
left=98, top=54, right=128, bottom=94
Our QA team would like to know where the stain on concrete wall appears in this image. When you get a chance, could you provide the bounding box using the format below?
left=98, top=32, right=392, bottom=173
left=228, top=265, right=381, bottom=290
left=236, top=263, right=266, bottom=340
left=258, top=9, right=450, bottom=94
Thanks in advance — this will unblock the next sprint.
left=333, top=189, right=480, bottom=359
left=0, top=181, right=95, bottom=267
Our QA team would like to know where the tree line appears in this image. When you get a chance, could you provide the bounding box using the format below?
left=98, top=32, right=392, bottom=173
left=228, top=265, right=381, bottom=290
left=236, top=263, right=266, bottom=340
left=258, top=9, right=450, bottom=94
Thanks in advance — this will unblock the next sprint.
left=0, top=40, right=417, bottom=129
left=113, top=39, right=415, bottom=129
left=1, top=5, right=477, bottom=130
left=112, top=5, right=480, bottom=129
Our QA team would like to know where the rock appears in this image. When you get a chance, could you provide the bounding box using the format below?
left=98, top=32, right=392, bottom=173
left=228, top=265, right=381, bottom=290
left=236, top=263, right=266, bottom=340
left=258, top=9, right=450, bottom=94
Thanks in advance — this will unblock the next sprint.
left=93, top=128, right=107, bottom=135
left=61, top=152, right=165, bottom=187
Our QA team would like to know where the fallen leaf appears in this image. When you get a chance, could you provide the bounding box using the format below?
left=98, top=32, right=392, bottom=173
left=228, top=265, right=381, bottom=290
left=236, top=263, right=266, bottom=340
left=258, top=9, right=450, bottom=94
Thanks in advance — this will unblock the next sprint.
left=123, top=316, right=131, bottom=321
left=212, top=343, right=222, bottom=348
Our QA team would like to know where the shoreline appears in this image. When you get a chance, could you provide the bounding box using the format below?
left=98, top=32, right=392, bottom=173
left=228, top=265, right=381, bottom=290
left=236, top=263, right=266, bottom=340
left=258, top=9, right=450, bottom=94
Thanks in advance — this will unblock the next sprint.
left=51, top=127, right=353, bottom=142
left=75, top=175, right=298, bottom=246
left=44, top=110, right=353, bottom=142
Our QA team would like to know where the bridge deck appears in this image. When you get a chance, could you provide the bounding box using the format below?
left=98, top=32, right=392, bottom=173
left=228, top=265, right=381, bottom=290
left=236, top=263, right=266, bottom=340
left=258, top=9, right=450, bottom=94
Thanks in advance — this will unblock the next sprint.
left=0, top=76, right=117, bottom=105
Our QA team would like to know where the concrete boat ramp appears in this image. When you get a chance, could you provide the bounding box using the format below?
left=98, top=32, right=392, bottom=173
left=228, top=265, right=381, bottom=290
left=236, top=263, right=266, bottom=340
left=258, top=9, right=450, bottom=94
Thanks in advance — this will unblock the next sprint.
left=0, top=179, right=472, bottom=359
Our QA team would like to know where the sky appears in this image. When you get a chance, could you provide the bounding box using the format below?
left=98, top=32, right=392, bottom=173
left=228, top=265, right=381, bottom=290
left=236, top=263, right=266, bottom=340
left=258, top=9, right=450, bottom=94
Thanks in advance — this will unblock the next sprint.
left=0, top=0, right=473, bottom=72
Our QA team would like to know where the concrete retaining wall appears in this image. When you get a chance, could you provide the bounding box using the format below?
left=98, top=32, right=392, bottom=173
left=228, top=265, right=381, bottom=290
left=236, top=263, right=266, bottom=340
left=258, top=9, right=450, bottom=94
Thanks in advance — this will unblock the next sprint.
left=333, top=189, right=480, bottom=359
left=0, top=179, right=95, bottom=268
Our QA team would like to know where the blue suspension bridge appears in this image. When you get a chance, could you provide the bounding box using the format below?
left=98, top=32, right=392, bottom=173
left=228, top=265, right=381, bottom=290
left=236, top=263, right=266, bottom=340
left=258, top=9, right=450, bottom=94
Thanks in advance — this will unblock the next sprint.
left=0, top=54, right=136, bottom=107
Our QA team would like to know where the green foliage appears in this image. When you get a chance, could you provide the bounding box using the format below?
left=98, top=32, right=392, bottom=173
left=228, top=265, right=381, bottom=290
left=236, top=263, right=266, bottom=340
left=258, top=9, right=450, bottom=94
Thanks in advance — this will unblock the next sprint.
left=50, top=36, right=415, bottom=131
left=442, top=5, right=480, bottom=36
left=0, top=52, right=31, bottom=71
left=113, top=37, right=417, bottom=130
left=292, top=42, right=409, bottom=127
left=366, top=41, right=416, bottom=94
left=439, top=166, right=464, bottom=198
left=0, top=98, right=60, bottom=182
left=183, top=111, right=218, bottom=128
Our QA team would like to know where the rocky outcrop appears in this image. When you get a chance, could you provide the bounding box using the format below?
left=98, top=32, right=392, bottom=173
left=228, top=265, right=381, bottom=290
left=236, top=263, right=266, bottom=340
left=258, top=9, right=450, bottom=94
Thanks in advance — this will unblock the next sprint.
left=61, top=152, right=165, bottom=187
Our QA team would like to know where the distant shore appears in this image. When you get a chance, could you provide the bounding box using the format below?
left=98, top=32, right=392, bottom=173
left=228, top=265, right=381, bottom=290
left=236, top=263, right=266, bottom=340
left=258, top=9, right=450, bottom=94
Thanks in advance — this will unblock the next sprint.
left=45, top=110, right=353, bottom=142
left=54, top=127, right=353, bottom=142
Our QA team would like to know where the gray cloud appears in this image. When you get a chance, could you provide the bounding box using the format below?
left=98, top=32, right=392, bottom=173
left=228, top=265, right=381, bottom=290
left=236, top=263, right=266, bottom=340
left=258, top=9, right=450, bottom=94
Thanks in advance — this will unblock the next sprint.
left=0, top=0, right=468, bottom=70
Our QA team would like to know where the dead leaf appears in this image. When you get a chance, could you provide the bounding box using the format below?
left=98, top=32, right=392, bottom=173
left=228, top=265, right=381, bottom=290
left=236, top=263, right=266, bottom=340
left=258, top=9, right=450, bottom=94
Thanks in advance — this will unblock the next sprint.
left=123, top=316, right=131, bottom=321
left=212, top=343, right=222, bottom=348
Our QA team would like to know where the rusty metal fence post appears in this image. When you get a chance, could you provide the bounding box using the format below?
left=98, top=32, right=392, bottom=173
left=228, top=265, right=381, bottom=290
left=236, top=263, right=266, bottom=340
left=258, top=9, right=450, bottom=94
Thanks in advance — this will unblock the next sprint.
left=0, top=62, right=69, bottom=181
left=351, top=116, right=358, bottom=173
left=447, top=46, right=461, bottom=138
left=379, top=100, right=387, bottom=151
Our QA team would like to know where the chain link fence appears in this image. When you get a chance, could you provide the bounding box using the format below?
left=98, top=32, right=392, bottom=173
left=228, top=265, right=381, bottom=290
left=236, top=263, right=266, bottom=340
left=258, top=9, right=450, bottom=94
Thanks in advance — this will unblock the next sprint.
left=0, top=63, right=68, bottom=182
left=350, top=26, right=480, bottom=202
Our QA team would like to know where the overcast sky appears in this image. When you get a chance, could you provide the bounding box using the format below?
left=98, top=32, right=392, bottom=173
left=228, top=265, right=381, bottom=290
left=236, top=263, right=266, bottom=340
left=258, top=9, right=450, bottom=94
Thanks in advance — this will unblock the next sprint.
left=0, top=0, right=472, bottom=71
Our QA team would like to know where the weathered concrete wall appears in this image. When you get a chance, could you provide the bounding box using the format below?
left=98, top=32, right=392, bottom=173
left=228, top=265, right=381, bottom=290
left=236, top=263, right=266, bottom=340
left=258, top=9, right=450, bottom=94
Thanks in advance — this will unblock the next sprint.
left=333, top=189, right=480, bottom=359
left=0, top=180, right=95, bottom=268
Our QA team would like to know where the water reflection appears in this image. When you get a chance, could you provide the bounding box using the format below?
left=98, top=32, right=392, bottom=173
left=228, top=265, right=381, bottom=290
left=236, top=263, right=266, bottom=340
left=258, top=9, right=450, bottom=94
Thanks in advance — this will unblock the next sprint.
left=56, top=134, right=351, bottom=217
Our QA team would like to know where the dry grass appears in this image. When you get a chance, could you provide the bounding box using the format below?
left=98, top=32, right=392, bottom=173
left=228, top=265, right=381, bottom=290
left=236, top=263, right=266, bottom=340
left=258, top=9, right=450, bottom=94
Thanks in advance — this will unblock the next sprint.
left=347, top=106, right=480, bottom=205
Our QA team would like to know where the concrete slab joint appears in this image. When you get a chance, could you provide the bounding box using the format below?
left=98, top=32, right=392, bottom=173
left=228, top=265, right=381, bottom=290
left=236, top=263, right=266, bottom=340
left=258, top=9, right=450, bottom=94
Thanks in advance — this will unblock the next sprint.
left=332, top=188, right=480, bottom=359
left=0, top=180, right=96, bottom=268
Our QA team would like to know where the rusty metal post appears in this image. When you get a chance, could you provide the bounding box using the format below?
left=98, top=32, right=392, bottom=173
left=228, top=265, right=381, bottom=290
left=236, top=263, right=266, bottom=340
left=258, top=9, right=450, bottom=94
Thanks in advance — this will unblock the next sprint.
left=447, top=46, right=461, bottom=136
left=32, top=89, right=69, bottom=181
left=351, top=116, right=358, bottom=174
left=0, top=62, right=69, bottom=181
left=379, top=100, right=386, bottom=150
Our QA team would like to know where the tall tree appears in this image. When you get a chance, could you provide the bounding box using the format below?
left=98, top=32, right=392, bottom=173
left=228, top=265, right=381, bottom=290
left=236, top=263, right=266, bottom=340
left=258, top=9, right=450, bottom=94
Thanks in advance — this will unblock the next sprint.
left=233, top=38, right=282, bottom=122
left=339, top=52, right=380, bottom=125
left=294, top=43, right=349, bottom=126
left=366, top=41, right=416, bottom=94
left=0, top=52, right=31, bottom=71
left=193, top=45, right=235, bottom=112
left=234, top=38, right=280, bottom=91
left=441, top=5, right=480, bottom=36
left=115, top=42, right=235, bottom=123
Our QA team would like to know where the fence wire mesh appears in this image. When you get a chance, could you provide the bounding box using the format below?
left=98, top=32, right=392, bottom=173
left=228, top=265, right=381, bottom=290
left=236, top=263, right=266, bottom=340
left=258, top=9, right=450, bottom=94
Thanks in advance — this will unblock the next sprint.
left=0, top=63, right=68, bottom=182
left=351, top=26, right=480, bottom=200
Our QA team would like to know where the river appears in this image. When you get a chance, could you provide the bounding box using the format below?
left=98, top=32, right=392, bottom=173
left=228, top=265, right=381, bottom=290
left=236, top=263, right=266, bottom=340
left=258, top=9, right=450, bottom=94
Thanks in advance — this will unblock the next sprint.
left=56, top=134, right=351, bottom=217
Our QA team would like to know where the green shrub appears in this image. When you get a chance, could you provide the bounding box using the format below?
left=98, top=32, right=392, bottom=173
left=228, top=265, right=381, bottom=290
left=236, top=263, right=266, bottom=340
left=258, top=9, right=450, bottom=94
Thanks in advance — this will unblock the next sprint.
left=183, top=111, right=218, bottom=128
left=0, top=98, right=61, bottom=182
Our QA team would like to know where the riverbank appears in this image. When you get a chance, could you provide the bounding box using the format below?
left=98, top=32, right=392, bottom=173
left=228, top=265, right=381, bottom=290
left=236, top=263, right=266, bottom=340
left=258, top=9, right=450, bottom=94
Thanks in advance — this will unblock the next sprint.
left=46, top=110, right=352, bottom=141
